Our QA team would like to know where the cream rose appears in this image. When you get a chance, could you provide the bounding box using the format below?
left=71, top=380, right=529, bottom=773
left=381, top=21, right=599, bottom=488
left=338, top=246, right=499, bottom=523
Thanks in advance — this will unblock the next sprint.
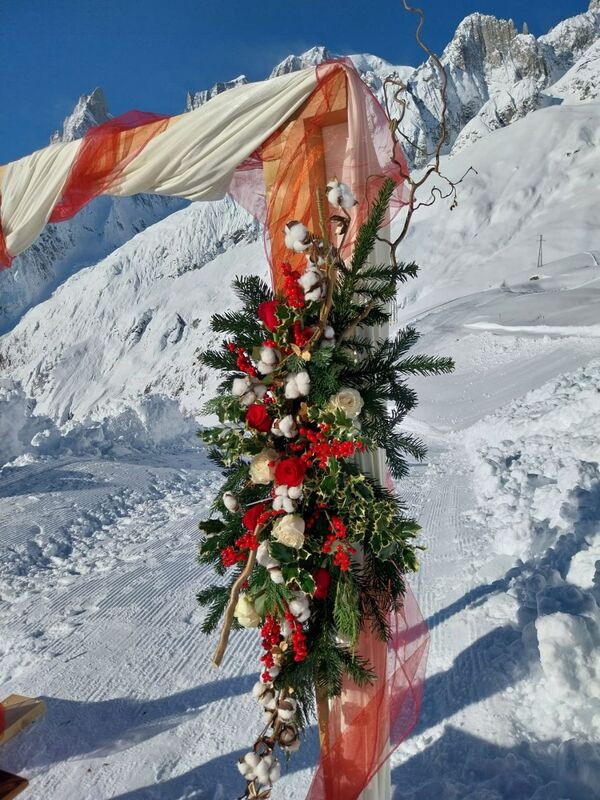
left=329, top=387, right=364, bottom=419
left=272, top=514, right=305, bottom=549
left=249, top=448, right=278, bottom=485
left=234, top=594, right=260, bottom=628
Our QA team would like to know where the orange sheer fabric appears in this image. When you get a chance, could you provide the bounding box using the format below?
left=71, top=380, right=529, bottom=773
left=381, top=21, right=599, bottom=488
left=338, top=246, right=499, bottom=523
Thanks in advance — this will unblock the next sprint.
left=49, top=111, right=170, bottom=223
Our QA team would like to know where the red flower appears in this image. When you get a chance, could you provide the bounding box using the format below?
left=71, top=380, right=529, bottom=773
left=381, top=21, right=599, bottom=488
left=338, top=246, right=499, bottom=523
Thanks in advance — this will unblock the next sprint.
left=313, top=568, right=331, bottom=599
left=243, top=502, right=267, bottom=532
left=258, top=300, right=280, bottom=332
left=246, top=403, right=272, bottom=432
left=275, top=457, right=306, bottom=487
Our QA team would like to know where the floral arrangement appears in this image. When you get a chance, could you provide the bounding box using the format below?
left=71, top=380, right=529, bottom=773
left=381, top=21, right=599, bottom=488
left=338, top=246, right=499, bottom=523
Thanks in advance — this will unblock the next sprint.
left=196, top=179, right=452, bottom=798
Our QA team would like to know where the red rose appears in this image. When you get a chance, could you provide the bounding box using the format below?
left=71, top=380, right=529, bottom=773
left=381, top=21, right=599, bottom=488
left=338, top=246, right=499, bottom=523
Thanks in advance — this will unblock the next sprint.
left=258, top=300, right=280, bottom=332
left=243, top=502, right=267, bottom=532
left=274, top=457, right=306, bottom=487
left=246, top=403, right=272, bottom=432
left=313, top=568, right=331, bottom=600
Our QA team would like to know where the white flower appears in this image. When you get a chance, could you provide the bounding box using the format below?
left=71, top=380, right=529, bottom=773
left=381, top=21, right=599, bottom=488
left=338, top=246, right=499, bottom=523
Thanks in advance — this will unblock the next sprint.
left=287, top=484, right=303, bottom=500
left=298, top=265, right=324, bottom=303
left=238, top=751, right=260, bottom=780
left=257, top=345, right=280, bottom=376
left=249, top=448, right=278, bottom=485
left=326, top=178, right=357, bottom=209
left=232, top=376, right=267, bottom=406
left=288, top=591, right=311, bottom=622
left=271, top=414, right=297, bottom=439
left=277, top=697, right=297, bottom=722
left=272, top=514, right=305, bottom=549
left=234, top=594, right=260, bottom=628
left=222, top=491, right=239, bottom=513
left=285, top=371, right=310, bottom=399
left=329, top=387, right=364, bottom=419
left=252, top=682, right=277, bottom=710
left=284, top=220, right=311, bottom=252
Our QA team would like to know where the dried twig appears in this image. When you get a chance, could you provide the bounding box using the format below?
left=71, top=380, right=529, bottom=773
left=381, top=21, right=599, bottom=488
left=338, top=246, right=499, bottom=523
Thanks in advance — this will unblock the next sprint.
left=212, top=540, right=260, bottom=667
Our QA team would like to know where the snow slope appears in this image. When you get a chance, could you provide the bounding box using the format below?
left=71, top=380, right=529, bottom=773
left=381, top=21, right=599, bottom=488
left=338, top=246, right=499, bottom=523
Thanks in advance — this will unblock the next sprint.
left=0, top=255, right=599, bottom=798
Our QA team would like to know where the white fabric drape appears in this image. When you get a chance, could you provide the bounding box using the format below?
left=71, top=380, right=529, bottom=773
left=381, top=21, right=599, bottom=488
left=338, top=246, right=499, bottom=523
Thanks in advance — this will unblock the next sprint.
left=0, top=68, right=318, bottom=260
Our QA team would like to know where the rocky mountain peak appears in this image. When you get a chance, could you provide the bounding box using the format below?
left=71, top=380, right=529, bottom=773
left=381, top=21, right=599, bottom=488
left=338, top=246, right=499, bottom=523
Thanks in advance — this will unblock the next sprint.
left=50, top=87, right=110, bottom=143
left=269, top=46, right=337, bottom=78
left=186, top=75, right=248, bottom=111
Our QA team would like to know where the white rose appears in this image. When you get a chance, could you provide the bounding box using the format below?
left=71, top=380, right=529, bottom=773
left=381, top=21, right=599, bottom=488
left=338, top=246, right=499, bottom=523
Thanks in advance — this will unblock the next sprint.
left=249, top=448, right=278, bottom=485
left=272, top=514, right=305, bottom=549
left=329, top=387, right=364, bottom=419
left=234, top=594, right=260, bottom=628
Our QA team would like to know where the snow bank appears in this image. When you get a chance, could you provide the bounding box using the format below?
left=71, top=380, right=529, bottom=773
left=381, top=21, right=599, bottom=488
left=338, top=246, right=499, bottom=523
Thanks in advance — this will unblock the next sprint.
left=0, top=379, right=199, bottom=469
left=461, top=359, right=600, bottom=751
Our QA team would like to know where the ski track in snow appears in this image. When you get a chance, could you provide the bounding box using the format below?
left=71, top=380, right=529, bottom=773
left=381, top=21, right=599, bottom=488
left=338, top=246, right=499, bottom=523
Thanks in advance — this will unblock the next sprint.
left=2, top=272, right=600, bottom=797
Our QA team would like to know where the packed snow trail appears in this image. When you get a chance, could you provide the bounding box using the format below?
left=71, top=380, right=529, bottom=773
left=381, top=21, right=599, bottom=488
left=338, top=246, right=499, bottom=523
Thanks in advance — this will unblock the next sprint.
left=1, top=271, right=600, bottom=798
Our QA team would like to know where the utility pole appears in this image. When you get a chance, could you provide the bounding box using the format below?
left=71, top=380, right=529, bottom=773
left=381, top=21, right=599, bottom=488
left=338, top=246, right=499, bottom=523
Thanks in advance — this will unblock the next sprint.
left=537, top=235, right=543, bottom=272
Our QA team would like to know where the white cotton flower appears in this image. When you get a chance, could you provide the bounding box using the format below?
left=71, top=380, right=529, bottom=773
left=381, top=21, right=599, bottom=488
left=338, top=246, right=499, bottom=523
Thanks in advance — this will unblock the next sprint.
left=222, top=491, right=239, bottom=513
left=234, top=594, right=260, bottom=628
left=249, top=448, right=278, bottom=485
left=329, top=387, right=364, bottom=419
left=272, top=514, right=305, bottom=549
left=288, top=591, right=311, bottom=622
left=270, top=568, right=284, bottom=584
left=238, top=751, right=261, bottom=779
left=285, top=371, right=310, bottom=399
left=287, top=484, right=303, bottom=500
left=257, top=346, right=280, bottom=376
left=298, top=265, right=324, bottom=303
left=275, top=495, right=296, bottom=513
left=284, top=221, right=311, bottom=252
left=326, top=178, right=357, bottom=209
left=232, top=376, right=267, bottom=405
left=277, top=697, right=297, bottom=722
left=271, top=414, right=297, bottom=439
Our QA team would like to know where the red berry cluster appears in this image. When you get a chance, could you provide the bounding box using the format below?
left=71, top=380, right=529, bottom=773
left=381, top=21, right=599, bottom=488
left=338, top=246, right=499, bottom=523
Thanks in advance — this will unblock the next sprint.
left=292, top=321, right=313, bottom=348
left=260, top=615, right=282, bottom=682
left=323, top=515, right=356, bottom=572
left=227, top=341, right=257, bottom=377
left=285, top=611, right=308, bottom=662
left=220, top=532, right=259, bottom=568
left=298, top=423, right=365, bottom=469
left=281, top=263, right=305, bottom=309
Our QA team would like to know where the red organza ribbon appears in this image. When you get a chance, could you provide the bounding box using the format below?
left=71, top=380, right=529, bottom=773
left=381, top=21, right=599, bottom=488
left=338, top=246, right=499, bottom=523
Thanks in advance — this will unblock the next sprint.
left=49, top=110, right=170, bottom=223
left=307, top=585, right=429, bottom=799
left=0, top=217, right=12, bottom=270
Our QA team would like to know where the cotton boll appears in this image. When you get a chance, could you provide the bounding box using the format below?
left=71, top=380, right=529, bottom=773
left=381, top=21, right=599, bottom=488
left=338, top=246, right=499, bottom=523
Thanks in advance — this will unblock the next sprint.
left=327, top=178, right=357, bottom=209
left=284, top=221, right=311, bottom=252
left=256, top=541, right=278, bottom=569
left=298, top=265, right=324, bottom=302
left=232, top=377, right=257, bottom=405
left=268, top=665, right=280, bottom=679
left=272, top=414, right=297, bottom=438
left=269, top=761, right=281, bottom=783
left=255, top=761, right=271, bottom=786
left=277, top=697, right=297, bottom=722
left=287, top=485, right=303, bottom=500
left=270, top=568, right=284, bottom=584
left=289, top=592, right=310, bottom=622
left=257, top=360, right=276, bottom=376
left=296, top=371, right=310, bottom=396
left=254, top=383, right=267, bottom=400
left=272, top=495, right=285, bottom=512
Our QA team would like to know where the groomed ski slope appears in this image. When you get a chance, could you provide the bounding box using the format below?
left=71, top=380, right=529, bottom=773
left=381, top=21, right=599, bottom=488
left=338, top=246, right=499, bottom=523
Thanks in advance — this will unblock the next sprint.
left=1, top=254, right=599, bottom=799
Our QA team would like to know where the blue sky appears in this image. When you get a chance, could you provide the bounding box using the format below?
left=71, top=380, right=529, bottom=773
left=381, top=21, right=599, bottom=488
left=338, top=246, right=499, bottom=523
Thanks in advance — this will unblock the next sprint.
left=0, top=0, right=587, bottom=163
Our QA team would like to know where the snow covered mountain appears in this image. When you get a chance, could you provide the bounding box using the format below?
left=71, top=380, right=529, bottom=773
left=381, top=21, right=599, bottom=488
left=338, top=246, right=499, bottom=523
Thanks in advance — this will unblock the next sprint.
left=0, top=91, right=186, bottom=332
